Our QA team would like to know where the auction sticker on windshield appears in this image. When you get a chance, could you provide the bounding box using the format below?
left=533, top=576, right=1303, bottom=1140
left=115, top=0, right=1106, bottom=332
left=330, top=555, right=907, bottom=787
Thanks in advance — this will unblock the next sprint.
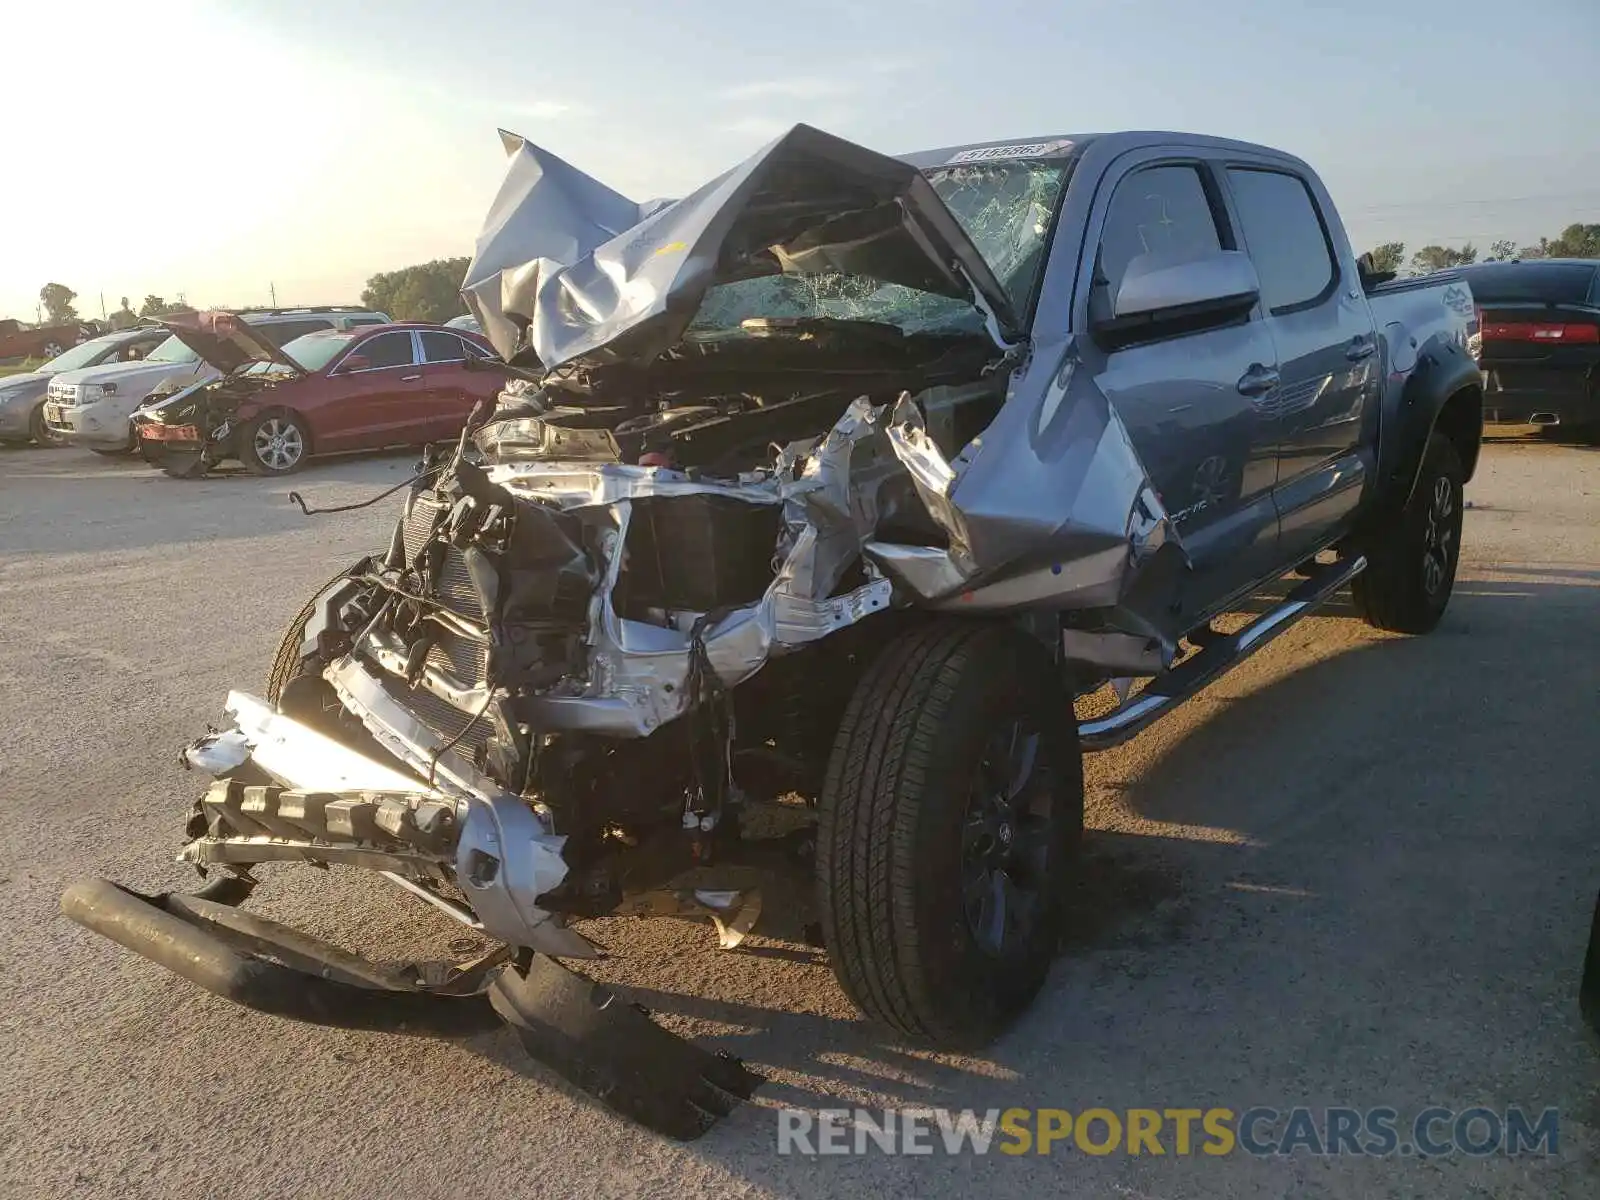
left=946, top=139, right=1074, bottom=163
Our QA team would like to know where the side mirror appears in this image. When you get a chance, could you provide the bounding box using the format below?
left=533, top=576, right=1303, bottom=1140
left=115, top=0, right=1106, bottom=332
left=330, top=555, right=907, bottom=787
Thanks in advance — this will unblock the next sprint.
left=338, top=353, right=371, bottom=373
left=1111, top=250, right=1261, bottom=321
left=1356, top=251, right=1396, bottom=288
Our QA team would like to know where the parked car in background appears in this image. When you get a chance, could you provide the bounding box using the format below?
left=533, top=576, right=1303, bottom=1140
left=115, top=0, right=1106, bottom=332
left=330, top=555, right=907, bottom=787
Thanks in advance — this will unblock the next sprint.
left=44, top=306, right=391, bottom=454
left=0, top=317, right=96, bottom=363
left=1458, top=259, right=1600, bottom=437
left=0, top=325, right=169, bottom=446
left=133, top=314, right=505, bottom=476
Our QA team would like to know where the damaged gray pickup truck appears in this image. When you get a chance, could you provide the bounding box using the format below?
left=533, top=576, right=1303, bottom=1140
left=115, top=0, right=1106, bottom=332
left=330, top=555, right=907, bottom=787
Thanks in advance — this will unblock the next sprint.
left=65, top=126, right=1484, bottom=1138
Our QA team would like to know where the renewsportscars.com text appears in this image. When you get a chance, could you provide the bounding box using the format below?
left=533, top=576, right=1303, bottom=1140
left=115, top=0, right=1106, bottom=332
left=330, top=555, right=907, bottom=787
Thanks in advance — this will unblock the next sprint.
left=775, top=1106, right=1560, bottom=1157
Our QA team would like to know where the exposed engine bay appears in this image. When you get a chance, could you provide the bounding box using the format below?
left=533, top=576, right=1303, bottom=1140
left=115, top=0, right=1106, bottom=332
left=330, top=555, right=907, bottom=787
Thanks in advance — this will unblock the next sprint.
left=274, top=349, right=1007, bottom=929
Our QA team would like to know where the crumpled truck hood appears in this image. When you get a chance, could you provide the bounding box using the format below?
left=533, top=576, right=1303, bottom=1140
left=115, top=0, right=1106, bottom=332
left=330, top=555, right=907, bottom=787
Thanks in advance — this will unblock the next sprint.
left=462, top=124, right=1022, bottom=370
left=155, top=310, right=307, bottom=377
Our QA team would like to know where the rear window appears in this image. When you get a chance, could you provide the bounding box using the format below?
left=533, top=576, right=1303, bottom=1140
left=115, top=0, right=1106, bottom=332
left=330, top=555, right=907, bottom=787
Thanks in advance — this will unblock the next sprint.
left=1464, top=263, right=1597, bottom=306
left=1226, top=168, right=1337, bottom=312
left=260, top=318, right=334, bottom=345
left=420, top=331, right=467, bottom=363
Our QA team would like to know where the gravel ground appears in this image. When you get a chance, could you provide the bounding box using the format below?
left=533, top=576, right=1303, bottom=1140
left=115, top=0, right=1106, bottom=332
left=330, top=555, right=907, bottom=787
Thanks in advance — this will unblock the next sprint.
left=0, top=436, right=1596, bottom=1199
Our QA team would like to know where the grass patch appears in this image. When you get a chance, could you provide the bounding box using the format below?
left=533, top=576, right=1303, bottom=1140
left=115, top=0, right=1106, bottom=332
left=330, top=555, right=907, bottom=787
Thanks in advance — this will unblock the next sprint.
left=0, top=357, right=44, bottom=377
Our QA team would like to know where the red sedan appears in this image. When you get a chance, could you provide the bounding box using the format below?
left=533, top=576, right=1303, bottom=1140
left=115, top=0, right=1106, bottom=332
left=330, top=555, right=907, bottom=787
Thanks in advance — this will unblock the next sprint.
left=132, top=313, right=509, bottom=476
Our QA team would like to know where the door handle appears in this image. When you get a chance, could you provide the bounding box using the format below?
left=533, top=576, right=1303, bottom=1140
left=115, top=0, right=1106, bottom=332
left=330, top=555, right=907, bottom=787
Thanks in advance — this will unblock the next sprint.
left=1346, top=337, right=1376, bottom=361
left=1236, top=364, right=1280, bottom=397
left=400, top=373, right=422, bottom=382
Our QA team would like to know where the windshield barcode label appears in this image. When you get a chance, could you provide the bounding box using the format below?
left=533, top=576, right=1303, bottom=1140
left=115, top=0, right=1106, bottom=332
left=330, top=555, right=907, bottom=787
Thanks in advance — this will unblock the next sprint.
left=946, top=140, right=1074, bottom=163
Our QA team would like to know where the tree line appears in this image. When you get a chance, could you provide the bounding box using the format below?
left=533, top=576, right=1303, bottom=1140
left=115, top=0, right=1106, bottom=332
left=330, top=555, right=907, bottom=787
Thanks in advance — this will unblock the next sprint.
left=39, top=221, right=1596, bottom=330
left=36, top=282, right=194, bottom=330
left=360, top=258, right=472, bottom=324
left=32, top=259, right=474, bottom=331
left=1364, top=223, right=1600, bottom=277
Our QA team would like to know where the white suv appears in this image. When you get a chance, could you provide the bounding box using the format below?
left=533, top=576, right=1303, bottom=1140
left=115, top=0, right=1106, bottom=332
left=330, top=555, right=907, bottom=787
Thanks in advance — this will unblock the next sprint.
left=45, top=307, right=391, bottom=453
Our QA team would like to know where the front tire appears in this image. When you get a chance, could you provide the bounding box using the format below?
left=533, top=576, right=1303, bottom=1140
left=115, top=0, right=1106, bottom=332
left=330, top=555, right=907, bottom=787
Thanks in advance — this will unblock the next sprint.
left=1352, top=431, right=1465, bottom=634
left=242, top=411, right=308, bottom=475
left=29, top=403, right=64, bottom=447
left=817, top=620, right=1083, bottom=1047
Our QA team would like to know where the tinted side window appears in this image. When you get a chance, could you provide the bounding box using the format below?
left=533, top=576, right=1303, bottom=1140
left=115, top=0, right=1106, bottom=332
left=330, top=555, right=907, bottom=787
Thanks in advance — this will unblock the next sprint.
left=420, top=331, right=467, bottom=363
left=262, top=319, right=333, bottom=346
left=1097, top=164, right=1223, bottom=302
left=1226, top=169, right=1336, bottom=312
left=355, top=332, right=415, bottom=369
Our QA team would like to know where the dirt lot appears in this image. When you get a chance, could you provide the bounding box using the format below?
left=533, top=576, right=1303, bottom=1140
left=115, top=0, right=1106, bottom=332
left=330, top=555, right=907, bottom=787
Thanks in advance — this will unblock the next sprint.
left=1, top=437, right=1596, bottom=1199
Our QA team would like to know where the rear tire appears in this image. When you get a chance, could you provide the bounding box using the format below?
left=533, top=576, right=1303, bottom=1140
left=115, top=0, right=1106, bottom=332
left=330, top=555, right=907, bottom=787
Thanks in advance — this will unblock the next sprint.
left=817, top=619, right=1083, bottom=1047
left=1352, top=431, right=1465, bottom=634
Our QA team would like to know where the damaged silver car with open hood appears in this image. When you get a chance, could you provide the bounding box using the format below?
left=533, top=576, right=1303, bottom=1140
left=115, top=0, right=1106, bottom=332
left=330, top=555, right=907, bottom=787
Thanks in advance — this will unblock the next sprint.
left=65, top=124, right=1484, bottom=1138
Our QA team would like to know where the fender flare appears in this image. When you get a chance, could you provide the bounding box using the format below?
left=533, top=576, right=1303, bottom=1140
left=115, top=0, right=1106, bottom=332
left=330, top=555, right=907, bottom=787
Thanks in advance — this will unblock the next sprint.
left=1366, top=336, right=1482, bottom=525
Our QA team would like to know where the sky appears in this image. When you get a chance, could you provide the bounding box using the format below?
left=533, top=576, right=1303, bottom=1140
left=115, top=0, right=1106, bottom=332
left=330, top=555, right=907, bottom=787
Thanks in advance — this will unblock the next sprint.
left=2, top=0, right=1597, bottom=322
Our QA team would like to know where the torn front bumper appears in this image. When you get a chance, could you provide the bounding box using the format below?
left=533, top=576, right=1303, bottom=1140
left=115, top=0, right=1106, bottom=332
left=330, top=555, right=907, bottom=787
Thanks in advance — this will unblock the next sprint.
left=60, top=879, right=760, bottom=1139
left=179, top=686, right=584, bottom=957
left=61, top=677, right=762, bottom=1138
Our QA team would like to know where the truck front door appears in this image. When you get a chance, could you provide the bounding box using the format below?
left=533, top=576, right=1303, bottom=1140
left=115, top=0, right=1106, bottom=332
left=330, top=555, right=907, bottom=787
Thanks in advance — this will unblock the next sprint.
left=1081, top=156, right=1283, bottom=624
left=1222, top=164, right=1379, bottom=563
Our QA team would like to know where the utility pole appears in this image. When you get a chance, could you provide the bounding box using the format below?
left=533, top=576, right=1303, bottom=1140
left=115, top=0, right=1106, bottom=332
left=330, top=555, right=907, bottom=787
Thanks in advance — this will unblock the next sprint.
left=270, top=282, right=277, bottom=307
left=100, top=292, right=107, bottom=319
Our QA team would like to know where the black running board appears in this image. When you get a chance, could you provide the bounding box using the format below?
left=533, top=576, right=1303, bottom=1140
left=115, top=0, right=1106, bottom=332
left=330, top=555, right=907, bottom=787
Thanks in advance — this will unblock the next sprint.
left=1079, top=556, right=1366, bottom=752
left=61, top=878, right=761, bottom=1138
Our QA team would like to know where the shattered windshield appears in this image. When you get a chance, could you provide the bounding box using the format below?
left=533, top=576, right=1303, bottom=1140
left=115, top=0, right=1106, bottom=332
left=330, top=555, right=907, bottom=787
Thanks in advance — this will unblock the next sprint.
left=688, top=160, right=1069, bottom=338
left=928, top=160, right=1070, bottom=312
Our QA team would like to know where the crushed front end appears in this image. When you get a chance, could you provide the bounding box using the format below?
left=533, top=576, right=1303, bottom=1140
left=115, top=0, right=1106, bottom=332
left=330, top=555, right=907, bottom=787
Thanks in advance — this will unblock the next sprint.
left=65, top=123, right=1192, bottom=1137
